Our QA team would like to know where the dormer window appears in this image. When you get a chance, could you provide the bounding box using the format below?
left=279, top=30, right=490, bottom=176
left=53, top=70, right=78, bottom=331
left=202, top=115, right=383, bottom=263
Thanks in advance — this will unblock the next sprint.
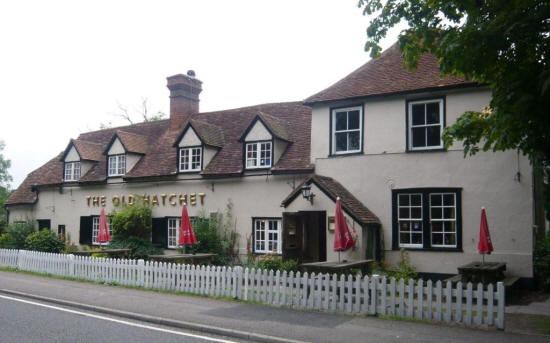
left=64, top=162, right=81, bottom=181
left=108, top=154, right=126, bottom=176
left=246, top=141, right=272, bottom=169
left=179, top=147, right=202, bottom=172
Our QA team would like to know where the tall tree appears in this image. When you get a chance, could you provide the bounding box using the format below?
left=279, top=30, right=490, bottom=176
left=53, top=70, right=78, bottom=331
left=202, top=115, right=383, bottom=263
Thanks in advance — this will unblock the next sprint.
left=358, top=0, right=550, bottom=234
left=0, top=141, right=12, bottom=232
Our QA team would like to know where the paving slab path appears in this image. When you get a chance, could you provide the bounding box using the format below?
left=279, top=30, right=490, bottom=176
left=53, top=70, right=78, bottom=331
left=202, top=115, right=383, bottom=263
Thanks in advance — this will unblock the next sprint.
left=0, top=271, right=548, bottom=343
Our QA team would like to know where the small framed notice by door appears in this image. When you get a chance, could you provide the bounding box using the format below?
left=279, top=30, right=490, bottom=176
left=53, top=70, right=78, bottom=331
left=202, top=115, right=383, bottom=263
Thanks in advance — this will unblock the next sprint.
left=328, top=216, right=335, bottom=232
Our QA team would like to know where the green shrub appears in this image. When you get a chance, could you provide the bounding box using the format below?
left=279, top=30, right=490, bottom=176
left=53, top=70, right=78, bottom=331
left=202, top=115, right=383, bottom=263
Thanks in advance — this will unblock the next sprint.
left=388, top=249, right=418, bottom=281
left=91, top=252, right=109, bottom=258
left=534, top=236, right=550, bottom=290
left=280, top=259, right=299, bottom=272
left=0, top=220, right=35, bottom=249
left=110, top=198, right=152, bottom=240
left=109, top=236, right=163, bottom=260
left=257, top=257, right=283, bottom=271
left=24, top=230, right=64, bottom=253
left=186, top=201, right=239, bottom=265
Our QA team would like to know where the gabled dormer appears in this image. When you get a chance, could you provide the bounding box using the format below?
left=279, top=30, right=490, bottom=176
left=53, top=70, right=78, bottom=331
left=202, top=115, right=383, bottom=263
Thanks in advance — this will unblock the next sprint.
left=240, top=112, right=292, bottom=170
left=60, top=139, right=103, bottom=182
left=173, top=119, right=224, bottom=173
left=104, top=130, right=148, bottom=177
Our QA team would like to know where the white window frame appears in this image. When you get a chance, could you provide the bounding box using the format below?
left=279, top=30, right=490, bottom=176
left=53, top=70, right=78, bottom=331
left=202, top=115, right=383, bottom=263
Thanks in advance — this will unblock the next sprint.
left=429, top=193, right=457, bottom=248
left=108, top=154, right=126, bottom=176
left=179, top=147, right=202, bottom=172
left=92, top=216, right=112, bottom=246
left=331, top=106, right=362, bottom=155
left=253, top=218, right=282, bottom=254
left=397, top=193, right=424, bottom=248
left=64, top=161, right=81, bottom=181
left=167, top=218, right=180, bottom=249
left=408, top=99, right=444, bottom=151
left=245, top=141, right=272, bottom=169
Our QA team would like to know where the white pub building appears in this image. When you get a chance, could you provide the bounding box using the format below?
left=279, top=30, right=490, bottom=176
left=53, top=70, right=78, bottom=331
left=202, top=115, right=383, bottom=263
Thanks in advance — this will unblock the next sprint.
left=6, top=45, right=544, bottom=283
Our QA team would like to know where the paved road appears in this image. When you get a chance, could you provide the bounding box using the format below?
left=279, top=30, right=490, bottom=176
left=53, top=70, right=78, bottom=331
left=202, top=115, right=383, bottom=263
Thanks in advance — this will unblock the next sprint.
left=0, top=295, right=243, bottom=343
left=0, top=271, right=548, bottom=343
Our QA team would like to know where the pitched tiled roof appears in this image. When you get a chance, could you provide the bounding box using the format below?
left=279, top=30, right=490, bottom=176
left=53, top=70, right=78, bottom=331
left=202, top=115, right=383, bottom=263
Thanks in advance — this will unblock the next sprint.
left=257, top=112, right=292, bottom=142
left=7, top=102, right=312, bottom=204
left=188, top=119, right=225, bottom=148
left=113, top=130, right=149, bottom=155
left=281, top=174, right=381, bottom=226
left=72, top=139, right=103, bottom=161
left=304, top=44, right=477, bottom=105
left=5, top=153, right=64, bottom=205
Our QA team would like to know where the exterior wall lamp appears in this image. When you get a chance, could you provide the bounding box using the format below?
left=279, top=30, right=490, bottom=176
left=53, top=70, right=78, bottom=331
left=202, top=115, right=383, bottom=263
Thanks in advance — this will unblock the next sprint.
left=301, top=184, right=315, bottom=204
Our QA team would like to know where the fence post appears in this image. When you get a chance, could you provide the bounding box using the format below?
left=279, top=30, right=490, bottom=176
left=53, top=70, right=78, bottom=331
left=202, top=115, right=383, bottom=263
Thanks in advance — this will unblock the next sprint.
left=234, top=266, right=243, bottom=299
left=69, top=254, right=75, bottom=277
left=17, top=249, right=24, bottom=270
left=370, top=276, right=378, bottom=315
left=497, top=282, right=505, bottom=330
left=136, top=259, right=144, bottom=287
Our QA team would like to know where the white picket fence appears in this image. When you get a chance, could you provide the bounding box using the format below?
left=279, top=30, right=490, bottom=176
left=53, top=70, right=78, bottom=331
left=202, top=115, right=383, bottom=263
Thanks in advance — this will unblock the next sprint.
left=0, top=249, right=505, bottom=329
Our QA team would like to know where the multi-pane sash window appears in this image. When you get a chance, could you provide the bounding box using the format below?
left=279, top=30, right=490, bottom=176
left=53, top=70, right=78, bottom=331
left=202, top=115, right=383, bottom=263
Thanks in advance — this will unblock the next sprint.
left=167, top=218, right=180, bottom=248
left=64, top=162, right=81, bottom=181
left=408, top=99, right=444, bottom=150
left=253, top=218, right=281, bottom=254
left=393, top=188, right=461, bottom=250
left=179, top=147, right=202, bottom=172
left=430, top=193, right=457, bottom=247
left=332, top=106, right=362, bottom=154
left=246, top=141, right=272, bottom=169
left=397, top=193, right=423, bottom=247
left=92, top=216, right=112, bottom=245
left=108, top=154, right=126, bottom=176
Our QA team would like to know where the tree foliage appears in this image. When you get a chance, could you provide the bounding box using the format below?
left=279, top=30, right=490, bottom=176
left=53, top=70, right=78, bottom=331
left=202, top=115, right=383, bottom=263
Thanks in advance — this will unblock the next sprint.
left=0, top=220, right=35, bottom=249
left=0, top=141, right=12, bottom=232
left=358, top=0, right=550, bottom=165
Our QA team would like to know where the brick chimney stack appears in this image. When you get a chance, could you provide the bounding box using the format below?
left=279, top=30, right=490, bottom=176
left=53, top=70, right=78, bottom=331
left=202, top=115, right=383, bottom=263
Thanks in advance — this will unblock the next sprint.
left=167, top=71, right=202, bottom=131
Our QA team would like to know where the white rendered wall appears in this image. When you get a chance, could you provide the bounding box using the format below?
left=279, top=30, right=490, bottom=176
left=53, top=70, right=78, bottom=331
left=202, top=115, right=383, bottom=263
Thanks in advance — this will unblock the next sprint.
left=273, top=138, right=288, bottom=165
left=310, top=88, right=533, bottom=277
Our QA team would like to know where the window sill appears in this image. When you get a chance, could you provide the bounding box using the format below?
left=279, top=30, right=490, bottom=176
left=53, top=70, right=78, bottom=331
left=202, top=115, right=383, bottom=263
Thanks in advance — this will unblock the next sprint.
left=178, top=170, right=202, bottom=174
left=327, top=151, right=363, bottom=158
left=406, top=147, right=446, bottom=153
left=253, top=252, right=282, bottom=256
left=394, top=246, right=463, bottom=253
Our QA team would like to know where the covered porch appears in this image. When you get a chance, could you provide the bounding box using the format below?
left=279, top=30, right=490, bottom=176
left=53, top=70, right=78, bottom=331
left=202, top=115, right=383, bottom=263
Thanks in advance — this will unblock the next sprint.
left=280, top=174, right=382, bottom=267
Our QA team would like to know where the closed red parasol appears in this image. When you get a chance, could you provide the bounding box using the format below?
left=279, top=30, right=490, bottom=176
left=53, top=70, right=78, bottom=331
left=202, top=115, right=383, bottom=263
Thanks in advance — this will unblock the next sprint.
left=333, top=197, right=355, bottom=261
left=178, top=204, right=197, bottom=247
left=97, top=208, right=111, bottom=244
left=478, top=207, right=493, bottom=264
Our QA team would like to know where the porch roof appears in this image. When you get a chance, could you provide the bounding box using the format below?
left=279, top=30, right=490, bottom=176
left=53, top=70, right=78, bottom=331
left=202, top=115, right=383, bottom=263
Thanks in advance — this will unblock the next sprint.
left=281, top=174, right=381, bottom=226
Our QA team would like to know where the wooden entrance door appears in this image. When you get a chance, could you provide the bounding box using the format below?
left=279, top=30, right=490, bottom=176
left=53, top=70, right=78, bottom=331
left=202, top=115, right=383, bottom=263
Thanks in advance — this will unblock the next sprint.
left=282, top=212, right=302, bottom=261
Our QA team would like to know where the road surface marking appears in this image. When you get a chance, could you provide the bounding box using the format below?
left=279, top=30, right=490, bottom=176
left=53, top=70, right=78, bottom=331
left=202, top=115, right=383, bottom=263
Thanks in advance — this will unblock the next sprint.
left=0, top=294, right=238, bottom=343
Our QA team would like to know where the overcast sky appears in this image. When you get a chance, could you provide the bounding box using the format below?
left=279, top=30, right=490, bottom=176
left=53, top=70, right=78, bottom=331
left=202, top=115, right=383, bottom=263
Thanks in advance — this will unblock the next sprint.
left=0, top=0, right=400, bottom=189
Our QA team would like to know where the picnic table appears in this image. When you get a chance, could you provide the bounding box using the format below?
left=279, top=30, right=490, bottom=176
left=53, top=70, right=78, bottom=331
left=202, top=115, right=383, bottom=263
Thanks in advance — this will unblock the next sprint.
left=73, top=249, right=131, bottom=259
left=147, top=253, right=217, bottom=265
left=457, top=261, right=506, bottom=284
left=300, top=259, right=374, bottom=275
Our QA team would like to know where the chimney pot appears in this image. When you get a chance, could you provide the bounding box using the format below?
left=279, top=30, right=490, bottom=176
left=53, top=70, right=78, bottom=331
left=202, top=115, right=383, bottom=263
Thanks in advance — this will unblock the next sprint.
left=167, top=73, right=202, bottom=131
